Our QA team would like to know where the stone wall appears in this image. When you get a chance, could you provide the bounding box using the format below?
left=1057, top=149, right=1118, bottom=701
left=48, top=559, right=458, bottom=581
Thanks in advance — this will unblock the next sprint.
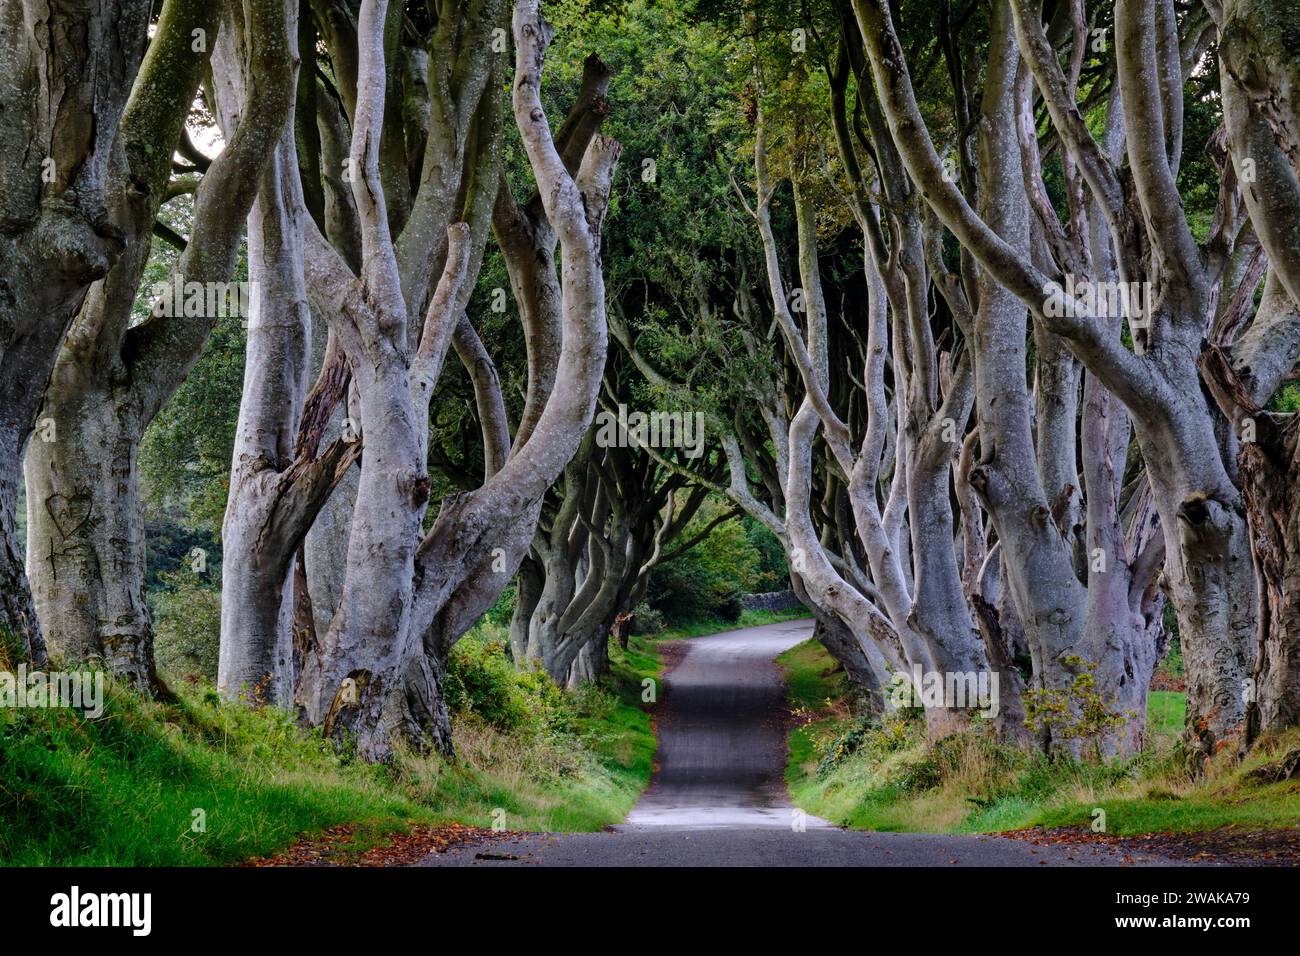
left=741, top=589, right=806, bottom=612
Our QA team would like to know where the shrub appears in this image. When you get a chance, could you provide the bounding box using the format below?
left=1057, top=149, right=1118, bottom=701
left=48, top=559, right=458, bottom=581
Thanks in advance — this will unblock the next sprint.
left=895, top=753, right=946, bottom=794
left=444, top=634, right=572, bottom=739
left=648, top=507, right=760, bottom=624
left=1023, top=655, right=1135, bottom=756
left=744, top=517, right=788, bottom=591
left=1159, top=637, right=1184, bottom=679
left=152, top=570, right=222, bottom=682
left=817, top=713, right=915, bottom=778
left=630, top=602, right=666, bottom=636
left=570, top=680, right=620, bottom=722
left=481, top=584, right=517, bottom=629
left=715, top=590, right=743, bottom=622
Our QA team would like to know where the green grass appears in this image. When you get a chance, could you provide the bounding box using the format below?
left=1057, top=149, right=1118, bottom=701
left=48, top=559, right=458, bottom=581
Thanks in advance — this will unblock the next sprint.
left=0, top=633, right=661, bottom=866
left=778, top=637, right=1300, bottom=839
left=1147, top=690, right=1186, bottom=743
left=1032, top=779, right=1300, bottom=835
left=779, top=632, right=847, bottom=712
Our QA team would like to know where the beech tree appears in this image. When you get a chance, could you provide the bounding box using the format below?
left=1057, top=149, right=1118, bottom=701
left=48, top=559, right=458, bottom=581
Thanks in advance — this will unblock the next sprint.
left=653, top=0, right=1260, bottom=754
left=7, top=0, right=1300, bottom=773
left=844, top=0, right=1300, bottom=759
left=1207, top=0, right=1300, bottom=740
left=0, top=0, right=152, bottom=662
left=209, top=0, right=622, bottom=760
left=510, top=383, right=734, bottom=685
left=23, top=0, right=295, bottom=689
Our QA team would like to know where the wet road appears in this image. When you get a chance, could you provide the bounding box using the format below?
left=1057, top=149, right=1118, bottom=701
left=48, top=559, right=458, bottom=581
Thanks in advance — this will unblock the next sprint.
left=623, top=619, right=825, bottom=829
left=421, top=620, right=1178, bottom=866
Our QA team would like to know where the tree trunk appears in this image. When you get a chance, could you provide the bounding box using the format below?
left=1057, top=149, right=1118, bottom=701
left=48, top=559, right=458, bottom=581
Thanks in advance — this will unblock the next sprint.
left=218, top=118, right=314, bottom=707
left=1241, top=415, right=1300, bottom=740
left=25, top=377, right=151, bottom=685
left=812, top=613, right=885, bottom=715
left=295, top=0, right=619, bottom=761
left=22, top=0, right=295, bottom=685
left=0, top=444, right=43, bottom=665
left=567, top=631, right=610, bottom=688
left=0, top=0, right=153, bottom=655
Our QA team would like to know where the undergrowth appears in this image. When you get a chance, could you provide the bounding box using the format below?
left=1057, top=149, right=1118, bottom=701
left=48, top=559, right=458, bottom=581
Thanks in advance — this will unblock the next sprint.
left=780, top=638, right=1300, bottom=836
left=0, top=626, right=659, bottom=866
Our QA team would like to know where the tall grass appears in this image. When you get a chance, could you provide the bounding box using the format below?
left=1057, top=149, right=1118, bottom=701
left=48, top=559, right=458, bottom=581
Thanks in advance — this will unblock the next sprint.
left=780, top=638, right=1300, bottom=836
left=0, top=630, right=659, bottom=866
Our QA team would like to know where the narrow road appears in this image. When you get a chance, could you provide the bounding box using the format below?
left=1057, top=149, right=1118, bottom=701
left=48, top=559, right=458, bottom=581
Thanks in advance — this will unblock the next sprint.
left=624, top=618, right=827, bottom=829
left=421, top=620, right=1176, bottom=866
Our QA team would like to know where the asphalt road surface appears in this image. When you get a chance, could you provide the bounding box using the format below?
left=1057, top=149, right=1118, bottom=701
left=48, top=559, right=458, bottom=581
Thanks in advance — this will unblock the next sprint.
left=421, top=620, right=1177, bottom=867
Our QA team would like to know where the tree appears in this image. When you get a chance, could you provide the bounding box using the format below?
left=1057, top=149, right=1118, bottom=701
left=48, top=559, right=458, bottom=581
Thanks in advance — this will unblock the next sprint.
left=218, top=0, right=623, bottom=761
left=1211, top=0, right=1300, bottom=741
left=0, top=0, right=153, bottom=660
left=850, top=0, right=1292, bottom=758
left=647, top=0, right=1174, bottom=750
left=23, top=0, right=295, bottom=689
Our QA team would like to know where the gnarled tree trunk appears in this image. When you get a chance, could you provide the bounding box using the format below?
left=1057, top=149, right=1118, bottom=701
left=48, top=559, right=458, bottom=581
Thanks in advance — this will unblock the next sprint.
left=0, top=0, right=154, bottom=660
left=24, top=0, right=296, bottom=686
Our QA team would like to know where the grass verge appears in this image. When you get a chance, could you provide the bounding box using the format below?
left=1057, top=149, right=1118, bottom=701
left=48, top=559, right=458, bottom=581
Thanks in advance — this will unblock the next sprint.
left=0, top=630, right=660, bottom=866
left=778, top=638, right=1300, bottom=838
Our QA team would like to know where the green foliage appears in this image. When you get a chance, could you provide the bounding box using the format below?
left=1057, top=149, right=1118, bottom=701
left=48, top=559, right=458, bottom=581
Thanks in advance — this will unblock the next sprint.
left=783, top=641, right=1300, bottom=838
left=139, top=309, right=246, bottom=541
left=144, top=518, right=220, bottom=591
left=744, top=517, right=788, bottom=591
left=649, top=506, right=760, bottom=624
left=479, top=585, right=517, bottom=629
left=0, top=679, right=413, bottom=865
left=1268, top=382, right=1300, bottom=413
left=1174, top=50, right=1224, bottom=242
left=152, top=570, right=222, bottom=683
left=817, top=713, right=913, bottom=779
left=1022, top=656, right=1135, bottom=753
left=138, top=186, right=246, bottom=548
left=629, top=601, right=666, bottom=636
left=444, top=633, right=573, bottom=738
left=0, top=632, right=664, bottom=865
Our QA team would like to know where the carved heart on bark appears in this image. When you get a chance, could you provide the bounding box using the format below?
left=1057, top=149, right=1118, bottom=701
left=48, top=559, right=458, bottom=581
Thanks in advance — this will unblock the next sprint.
left=45, top=492, right=93, bottom=539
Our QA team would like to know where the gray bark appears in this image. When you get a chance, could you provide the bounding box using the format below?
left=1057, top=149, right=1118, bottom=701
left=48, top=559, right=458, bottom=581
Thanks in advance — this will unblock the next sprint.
left=293, top=0, right=619, bottom=760
left=23, top=0, right=296, bottom=687
left=853, top=0, right=1257, bottom=757
left=0, top=0, right=153, bottom=660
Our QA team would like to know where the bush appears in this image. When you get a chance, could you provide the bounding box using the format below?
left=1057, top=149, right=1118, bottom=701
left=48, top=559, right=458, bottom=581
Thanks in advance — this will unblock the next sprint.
left=744, top=517, right=788, bottom=591
left=714, top=590, right=743, bottom=622
left=152, top=570, right=221, bottom=682
left=630, top=602, right=666, bottom=636
left=569, top=680, right=620, bottom=722
left=1022, top=655, right=1135, bottom=756
left=817, top=713, right=915, bottom=778
left=648, top=506, right=761, bottom=624
left=480, top=584, right=517, bottom=629
left=444, top=633, right=572, bottom=739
